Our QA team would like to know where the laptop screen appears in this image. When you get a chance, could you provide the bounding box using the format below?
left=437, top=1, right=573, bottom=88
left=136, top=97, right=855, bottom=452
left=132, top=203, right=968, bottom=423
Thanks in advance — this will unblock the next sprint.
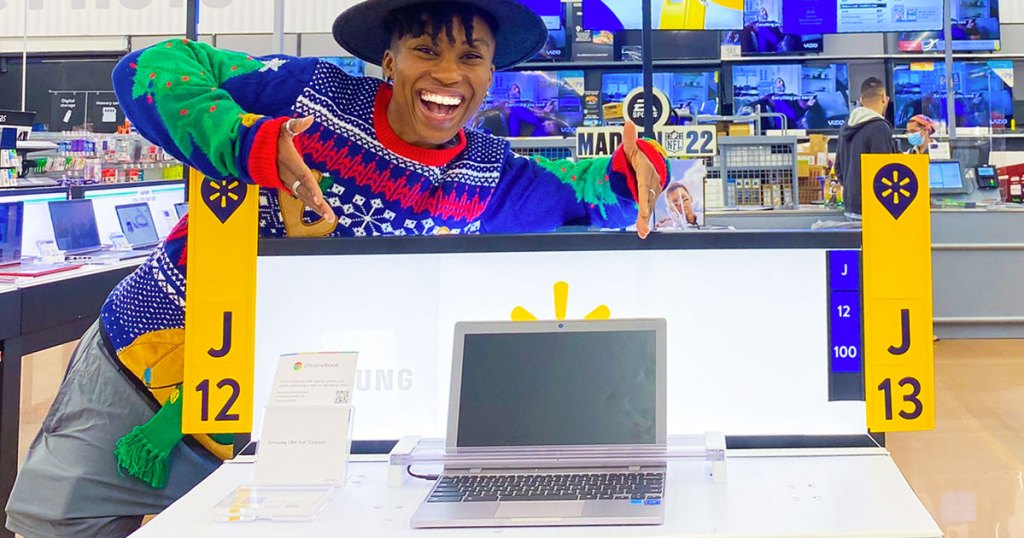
left=116, top=203, right=159, bottom=246
left=174, top=202, right=188, bottom=219
left=0, top=201, right=24, bottom=264
left=456, top=328, right=659, bottom=448
left=49, top=200, right=101, bottom=252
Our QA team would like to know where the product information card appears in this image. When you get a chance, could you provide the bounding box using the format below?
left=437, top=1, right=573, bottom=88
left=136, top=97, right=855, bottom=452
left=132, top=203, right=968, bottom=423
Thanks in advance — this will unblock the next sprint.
left=256, top=352, right=359, bottom=487
left=268, top=352, right=358, bottom=407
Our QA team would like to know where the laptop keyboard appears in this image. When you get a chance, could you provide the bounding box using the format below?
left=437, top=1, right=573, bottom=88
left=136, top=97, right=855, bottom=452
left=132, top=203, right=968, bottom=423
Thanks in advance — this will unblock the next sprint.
left=426, top=472, right=664, bottom=504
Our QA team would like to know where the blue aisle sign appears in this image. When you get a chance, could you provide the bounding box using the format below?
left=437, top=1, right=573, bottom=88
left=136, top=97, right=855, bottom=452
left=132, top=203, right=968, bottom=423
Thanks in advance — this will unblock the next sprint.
left=828, top=250, right=863, bottom=374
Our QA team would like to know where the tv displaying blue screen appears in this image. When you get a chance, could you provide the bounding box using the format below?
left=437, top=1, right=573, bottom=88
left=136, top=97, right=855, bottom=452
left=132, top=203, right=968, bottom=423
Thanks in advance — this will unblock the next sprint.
left=471, top=71, right=585, bottom=137
left=898, top=0, right=1001, bottom=52
left=583, top=0, right=743, bottom=31
left=893, top=61, right=1014, bottom=129
left=722, top=0, right=822, bottom=55
left=601, top=71, right=720, bottom=124
left=732, top=63, right=850, bottom=131
left=783, top=0, right=943, bottom=35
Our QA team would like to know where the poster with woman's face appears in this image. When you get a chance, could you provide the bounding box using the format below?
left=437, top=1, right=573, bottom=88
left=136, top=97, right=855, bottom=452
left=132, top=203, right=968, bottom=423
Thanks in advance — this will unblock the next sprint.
left=655, top=159, right=706, bottom=230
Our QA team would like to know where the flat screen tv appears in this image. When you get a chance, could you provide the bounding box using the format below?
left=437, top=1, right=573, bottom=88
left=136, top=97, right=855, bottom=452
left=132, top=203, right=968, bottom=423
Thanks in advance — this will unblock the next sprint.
left=583, top=0, right=743, bottom=31
left=471, top=71, right=586, bottom=137
left=898, top=0, right=1001, bottom=52
left=601, top=71, right=720, bottom=124
left=783, top=0, right=943, bottom=35
left=521, top=0, right=570, bottom=61
left=732, top=63, right=851, bottom=131
left=722, top=0, right=823, bottom=55
left=893, top=61, right=1014, bottom=129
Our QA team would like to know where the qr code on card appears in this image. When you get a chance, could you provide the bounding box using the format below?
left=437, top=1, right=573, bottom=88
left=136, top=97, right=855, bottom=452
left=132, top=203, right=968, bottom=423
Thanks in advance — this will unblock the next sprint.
left=335, top=390, right=350, bottom=405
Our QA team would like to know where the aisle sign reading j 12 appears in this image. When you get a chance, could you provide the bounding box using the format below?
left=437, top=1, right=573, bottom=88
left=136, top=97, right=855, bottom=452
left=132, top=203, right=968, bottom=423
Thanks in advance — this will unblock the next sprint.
left=182, top=170, right=260, bottom=434
left=861, top=155, right=935, bottom=433
left=827, top=250, right=862, bottom=374
left=783, top=0, right=943, bottom=35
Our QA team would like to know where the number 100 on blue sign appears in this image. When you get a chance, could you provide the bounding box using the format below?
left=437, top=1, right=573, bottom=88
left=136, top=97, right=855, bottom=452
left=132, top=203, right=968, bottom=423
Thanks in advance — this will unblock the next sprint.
left=829, top=251, right=862, bottom=374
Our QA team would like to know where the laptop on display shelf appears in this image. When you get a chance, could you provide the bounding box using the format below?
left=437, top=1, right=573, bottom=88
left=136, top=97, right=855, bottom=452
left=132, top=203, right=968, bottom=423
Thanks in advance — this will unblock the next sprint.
left=115, top=202, right=161, bottom=250
left=0, top=201, right=24, bottom=267
left=47, top=200, right=150, bottom=261
left=410, top=318, right=667, bottom=529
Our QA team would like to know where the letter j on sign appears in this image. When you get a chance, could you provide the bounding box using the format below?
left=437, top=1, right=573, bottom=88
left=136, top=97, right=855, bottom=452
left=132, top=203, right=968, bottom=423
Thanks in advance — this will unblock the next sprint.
left=183, top=171, right=260, bottom=434
left=861, top=155, right=935, bottom=432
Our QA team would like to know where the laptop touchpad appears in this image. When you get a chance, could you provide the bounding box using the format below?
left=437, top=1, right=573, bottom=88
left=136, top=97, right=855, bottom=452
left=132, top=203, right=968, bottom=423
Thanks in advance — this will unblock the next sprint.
left=495, top=501, right=585, bottom=519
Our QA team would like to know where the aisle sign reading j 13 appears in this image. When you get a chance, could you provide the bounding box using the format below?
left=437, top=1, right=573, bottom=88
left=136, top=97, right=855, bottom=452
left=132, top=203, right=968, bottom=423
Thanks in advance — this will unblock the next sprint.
left=861, top=155, right=935, bottom=433
left=182, top=170, right=259, bottom=434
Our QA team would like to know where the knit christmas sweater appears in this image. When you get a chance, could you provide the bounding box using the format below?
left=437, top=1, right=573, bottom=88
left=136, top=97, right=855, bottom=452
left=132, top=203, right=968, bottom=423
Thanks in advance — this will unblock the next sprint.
left=102, top=39, right=667, bottom=464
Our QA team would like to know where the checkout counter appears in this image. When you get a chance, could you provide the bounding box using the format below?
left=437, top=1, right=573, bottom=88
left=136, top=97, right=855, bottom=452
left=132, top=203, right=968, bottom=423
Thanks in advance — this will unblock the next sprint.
left=707, top=148, right=1024, bottom=339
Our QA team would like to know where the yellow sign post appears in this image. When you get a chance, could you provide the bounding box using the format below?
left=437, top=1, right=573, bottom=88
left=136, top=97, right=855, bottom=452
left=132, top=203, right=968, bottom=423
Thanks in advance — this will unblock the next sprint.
left=861, top=155, right=935, bottom=432
left=182, top=170, right=260, bottom=434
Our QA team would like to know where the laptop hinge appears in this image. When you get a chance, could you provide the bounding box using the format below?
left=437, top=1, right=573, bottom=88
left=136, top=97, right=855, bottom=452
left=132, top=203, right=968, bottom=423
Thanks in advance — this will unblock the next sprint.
left=628, top=465, right=641, bottom=472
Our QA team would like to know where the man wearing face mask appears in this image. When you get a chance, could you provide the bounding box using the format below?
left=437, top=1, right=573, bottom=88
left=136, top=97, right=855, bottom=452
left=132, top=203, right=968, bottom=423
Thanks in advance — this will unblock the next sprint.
left=5, top=1, right=670, bottom=537
left=905, top=114, right=935, bottom=155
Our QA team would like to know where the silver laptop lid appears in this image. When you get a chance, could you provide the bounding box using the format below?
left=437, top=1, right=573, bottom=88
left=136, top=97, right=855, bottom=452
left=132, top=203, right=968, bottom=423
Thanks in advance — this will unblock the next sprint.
left=447, top=319, right=667, bottom=451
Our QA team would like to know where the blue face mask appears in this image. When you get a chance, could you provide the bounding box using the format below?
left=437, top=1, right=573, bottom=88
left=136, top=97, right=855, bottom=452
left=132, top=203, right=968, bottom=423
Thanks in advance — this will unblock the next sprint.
left=907, top=132, right=925, bottom=148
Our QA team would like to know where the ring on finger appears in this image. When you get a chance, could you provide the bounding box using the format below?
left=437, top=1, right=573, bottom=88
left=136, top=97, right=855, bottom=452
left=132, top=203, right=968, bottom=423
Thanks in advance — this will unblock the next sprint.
left=292, top=180, right=302, bottom=195
left=285, top=119, right=300, bottom=137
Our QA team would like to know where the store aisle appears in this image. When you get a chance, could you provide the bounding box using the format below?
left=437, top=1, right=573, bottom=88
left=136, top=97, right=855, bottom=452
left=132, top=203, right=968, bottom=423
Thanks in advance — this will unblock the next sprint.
left=888, top=339, right=1024, bottom=538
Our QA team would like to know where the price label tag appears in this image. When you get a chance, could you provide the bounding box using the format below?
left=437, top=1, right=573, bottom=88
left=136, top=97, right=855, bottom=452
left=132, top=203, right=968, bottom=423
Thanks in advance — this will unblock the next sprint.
left=182, top=170, right=259, bottom=434
left=861, top=155, right=935, bottom=433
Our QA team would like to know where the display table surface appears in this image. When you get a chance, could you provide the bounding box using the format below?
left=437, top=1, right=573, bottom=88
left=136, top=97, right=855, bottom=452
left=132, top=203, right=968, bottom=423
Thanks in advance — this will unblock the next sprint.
left=134, top=449, right=940, bottom=538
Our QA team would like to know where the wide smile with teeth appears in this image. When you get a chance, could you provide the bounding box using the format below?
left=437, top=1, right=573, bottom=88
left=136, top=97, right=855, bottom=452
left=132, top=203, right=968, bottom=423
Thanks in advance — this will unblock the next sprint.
left=420, top=90, right=464, bottom=118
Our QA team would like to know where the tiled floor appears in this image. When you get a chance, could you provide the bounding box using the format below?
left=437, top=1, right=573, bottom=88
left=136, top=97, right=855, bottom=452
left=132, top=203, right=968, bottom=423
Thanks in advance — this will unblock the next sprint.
left=888, top=339, right=1024, bottom=538
left=15, top=338, right=1024, bottom=535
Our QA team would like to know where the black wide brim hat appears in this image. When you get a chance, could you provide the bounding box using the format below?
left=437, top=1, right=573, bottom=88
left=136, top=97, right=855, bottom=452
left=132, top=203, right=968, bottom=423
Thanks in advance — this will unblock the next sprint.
left=333, top=0, right=548, bottom=71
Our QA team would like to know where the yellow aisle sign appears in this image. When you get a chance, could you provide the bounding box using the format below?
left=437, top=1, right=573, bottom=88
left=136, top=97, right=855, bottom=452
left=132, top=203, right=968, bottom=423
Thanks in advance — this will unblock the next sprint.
left=861, top=155, right=935, bottom=432
left=182, top=170, right=259, bottom=434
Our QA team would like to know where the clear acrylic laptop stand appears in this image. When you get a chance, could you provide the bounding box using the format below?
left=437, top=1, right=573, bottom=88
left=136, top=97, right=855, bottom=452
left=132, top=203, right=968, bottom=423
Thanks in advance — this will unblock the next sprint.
left=387, top=433, right=727, bottom=488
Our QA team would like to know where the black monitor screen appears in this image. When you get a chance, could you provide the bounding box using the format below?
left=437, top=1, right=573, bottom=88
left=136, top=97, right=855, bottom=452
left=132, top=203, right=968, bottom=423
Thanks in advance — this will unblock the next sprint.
left=732, top=63, right=850, bottom=131
left=472, top=71, right=585, bottom=137
left=893, top=61, right=1014, bottom=129
left=456, top=330, right=658, bottom=448
left=722, top=0, right=823, bottom=55
left=0, top=201, right=23, bottom=264
left=898, top=0, right=1001, bottom=52
left=601, top=71, right=720, bottom=124
left=49, top=200, right=101, bottom=252
left=116, top=203, right=159, bottom=246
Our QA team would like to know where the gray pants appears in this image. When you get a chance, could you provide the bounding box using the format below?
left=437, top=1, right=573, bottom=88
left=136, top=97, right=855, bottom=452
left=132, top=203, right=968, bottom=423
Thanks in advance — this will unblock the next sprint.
left=5, top=321, right=220, bottom=538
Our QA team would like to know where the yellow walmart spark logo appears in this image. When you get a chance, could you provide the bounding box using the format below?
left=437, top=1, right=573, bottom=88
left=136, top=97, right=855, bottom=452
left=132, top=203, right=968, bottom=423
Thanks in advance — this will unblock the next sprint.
left=511, top=281, right=611, bottom=321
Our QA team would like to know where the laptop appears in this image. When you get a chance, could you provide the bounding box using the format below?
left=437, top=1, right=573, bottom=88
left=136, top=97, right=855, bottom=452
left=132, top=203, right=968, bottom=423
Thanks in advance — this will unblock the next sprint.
left=47, top=200, right=149, bottom=261
left=115, top=203, right=161, bottom=249
left=174, top=202, right=188, bottom=219
left=0, top=201, right=24, bottom=267
left=410, top=318, right=667, bottom=529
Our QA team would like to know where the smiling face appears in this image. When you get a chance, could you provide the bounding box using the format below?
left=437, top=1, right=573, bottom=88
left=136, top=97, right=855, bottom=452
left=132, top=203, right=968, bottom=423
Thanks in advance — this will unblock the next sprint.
left=382, top=15, right=496, bottom=148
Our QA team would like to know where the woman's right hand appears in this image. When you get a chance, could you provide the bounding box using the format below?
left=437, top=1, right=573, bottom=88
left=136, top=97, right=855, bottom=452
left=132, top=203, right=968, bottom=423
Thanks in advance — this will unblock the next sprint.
left=278, top=116, right=336, bottom=223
